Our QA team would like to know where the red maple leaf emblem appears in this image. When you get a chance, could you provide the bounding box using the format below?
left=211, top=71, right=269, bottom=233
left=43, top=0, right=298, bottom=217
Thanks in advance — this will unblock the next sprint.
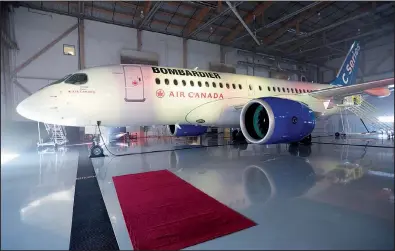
left=132, top=80, right=138, bottom=86
left=156, top=89, right=165, bottom=98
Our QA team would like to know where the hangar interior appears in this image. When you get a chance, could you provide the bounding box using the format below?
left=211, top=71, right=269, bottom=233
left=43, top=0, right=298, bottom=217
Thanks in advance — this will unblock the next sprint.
left=1, top=1, right=394, bottom=250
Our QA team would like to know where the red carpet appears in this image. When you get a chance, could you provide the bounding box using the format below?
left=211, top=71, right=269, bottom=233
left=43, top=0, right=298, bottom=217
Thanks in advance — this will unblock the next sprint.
left=113, top=170, right=256, bottom=250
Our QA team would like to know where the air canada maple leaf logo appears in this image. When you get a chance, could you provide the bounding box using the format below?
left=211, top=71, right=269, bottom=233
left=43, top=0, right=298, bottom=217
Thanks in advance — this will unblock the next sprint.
left=156, top=89, right=165, bottom=98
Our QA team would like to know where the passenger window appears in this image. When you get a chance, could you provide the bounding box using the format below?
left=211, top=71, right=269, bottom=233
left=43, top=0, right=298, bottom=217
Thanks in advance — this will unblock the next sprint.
left=190, top=80, right=194, bottom=87
left=268, top=86, right=271, bottom=91
left=282, top=87, right=285, bottom=92
left=219, top=82, right=223, bottom=88
left=165, top=79, right=169, bottom=85
left=291, top=88, right=294, bottom=93
left=232, top=84, right=236, bottom=89
left=273, top=87, right=276, bottom=92
left=212, top=82, right=216, bottom=88
left=259, top=86, right=262, bottom=91
left=182, top=80, right=186, bottom=86
left=239, top=84, right=242, bottom=89
left=155, top=78, right=160, bottom=85
left=174, top=79, right=178, bottom=85
left=277, top=87, right=281, bottom=92
left=205, top=81, right=209, bottom=87
left=198, top=81, right=202, bottom=87
left=65, top=73, right=88, bottom=85
left=249, top=85, right=252, bottom=90
left=287, top=88, right=290, bottom=93
left=226, top=83, right=230, bottom=89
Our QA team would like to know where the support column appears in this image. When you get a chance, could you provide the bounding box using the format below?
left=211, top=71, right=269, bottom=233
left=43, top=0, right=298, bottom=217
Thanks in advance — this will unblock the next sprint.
left=137, top=30, right=145, bottom=132
left=78, top=19, right=85, bottom=70
left=183, top=38, right=188, bottom=68
left=77, top=2, right=85, bottom=70
left=137, top=29, right=142, bottom=51
left=220, top=45, right=225, bottom=64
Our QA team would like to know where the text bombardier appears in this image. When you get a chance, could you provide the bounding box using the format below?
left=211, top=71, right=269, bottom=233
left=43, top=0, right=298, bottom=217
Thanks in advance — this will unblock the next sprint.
left=152, top=67, right=221, bottom=79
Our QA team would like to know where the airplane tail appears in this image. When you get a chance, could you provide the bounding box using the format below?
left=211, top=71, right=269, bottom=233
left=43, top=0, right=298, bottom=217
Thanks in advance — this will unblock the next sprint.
left=330, top=41, right=361, bottom=86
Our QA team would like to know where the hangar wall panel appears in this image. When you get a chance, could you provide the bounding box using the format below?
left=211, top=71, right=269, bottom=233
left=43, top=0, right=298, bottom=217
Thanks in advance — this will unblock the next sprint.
left=14, top=7, right=78, bottom=78
left=84, top=20, right=137, bottom=68
left=323, top=38, right=394, bottom=83
left=141, top=31, right=183, bottom=68
left=187, top=40, right=221, bottom=70
left=13, top=7, right=78, bottom=121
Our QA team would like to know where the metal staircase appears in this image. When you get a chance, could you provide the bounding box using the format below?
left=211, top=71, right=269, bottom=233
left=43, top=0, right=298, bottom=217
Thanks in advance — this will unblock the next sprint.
left=340, top=95, right=393, bottom=135
left=37, top=122, right=68, bottom=147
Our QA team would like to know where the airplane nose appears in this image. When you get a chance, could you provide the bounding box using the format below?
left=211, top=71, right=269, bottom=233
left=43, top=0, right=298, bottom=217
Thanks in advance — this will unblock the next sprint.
left=16, top=96, right=38, bottom=121
left=16, top=98, right=32, bottom=120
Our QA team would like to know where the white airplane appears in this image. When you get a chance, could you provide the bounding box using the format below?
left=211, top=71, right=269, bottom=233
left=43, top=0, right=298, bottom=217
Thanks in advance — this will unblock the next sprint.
left=17, top=41, right=394, bottom=157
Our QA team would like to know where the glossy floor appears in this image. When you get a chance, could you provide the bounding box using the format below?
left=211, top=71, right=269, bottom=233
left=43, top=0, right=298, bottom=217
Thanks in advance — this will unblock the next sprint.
left=2, top=137, right=394, bottom=250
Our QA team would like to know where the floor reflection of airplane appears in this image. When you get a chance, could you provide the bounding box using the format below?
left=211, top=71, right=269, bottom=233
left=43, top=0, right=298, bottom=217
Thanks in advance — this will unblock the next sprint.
left=16, top=40, right=394, bottom=157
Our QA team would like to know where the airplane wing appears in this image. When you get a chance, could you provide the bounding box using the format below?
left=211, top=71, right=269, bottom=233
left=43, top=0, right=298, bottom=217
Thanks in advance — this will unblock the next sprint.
left=309, top=78, right=394, bottom=100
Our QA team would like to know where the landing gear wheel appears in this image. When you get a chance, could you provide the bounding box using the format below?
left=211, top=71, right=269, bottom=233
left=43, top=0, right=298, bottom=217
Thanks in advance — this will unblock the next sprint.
left=90, top=145, right=104, bottom=158
left=232, top=129, right=238, bottom=140
left=301, top=134, right=312, bottom=145
left=335, top=132, right=340, bottom=138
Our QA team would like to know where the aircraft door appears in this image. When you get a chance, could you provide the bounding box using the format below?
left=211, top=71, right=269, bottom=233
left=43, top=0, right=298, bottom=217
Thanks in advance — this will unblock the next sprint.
left=123, top=66, right=145, bottom=102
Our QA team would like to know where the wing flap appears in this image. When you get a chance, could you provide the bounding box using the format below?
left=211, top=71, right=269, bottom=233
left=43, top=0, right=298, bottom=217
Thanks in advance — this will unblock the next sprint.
left=309, top=78, right=394, bottom=100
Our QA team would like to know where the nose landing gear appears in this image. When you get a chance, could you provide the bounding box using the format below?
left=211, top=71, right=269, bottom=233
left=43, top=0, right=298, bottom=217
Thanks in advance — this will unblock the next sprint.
left=90, top=121, right=105, bottom=158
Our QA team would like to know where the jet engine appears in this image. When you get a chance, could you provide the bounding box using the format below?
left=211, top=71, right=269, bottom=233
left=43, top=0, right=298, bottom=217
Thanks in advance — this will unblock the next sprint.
left=240, top=97, right=315, bottom=144
left=167, top=124, right=207, bottom=137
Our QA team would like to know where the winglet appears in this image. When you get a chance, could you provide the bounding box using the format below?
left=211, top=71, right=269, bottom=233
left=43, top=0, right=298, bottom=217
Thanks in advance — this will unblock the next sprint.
left=330, top=41, right=361, bottom=87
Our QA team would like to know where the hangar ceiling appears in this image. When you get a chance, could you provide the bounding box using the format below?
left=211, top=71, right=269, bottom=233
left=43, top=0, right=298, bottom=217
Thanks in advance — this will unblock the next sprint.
left=11, top=1, right=395, bottom=66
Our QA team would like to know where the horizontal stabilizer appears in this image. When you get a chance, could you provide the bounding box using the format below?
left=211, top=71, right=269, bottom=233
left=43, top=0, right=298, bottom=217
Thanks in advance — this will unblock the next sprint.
left=310, top=78, right=394, bottom=100
left=364, top=87, right=391, bottom=97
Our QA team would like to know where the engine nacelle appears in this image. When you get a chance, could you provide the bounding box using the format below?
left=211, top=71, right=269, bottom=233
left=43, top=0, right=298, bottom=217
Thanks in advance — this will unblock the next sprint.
left=167, top=124, right=207, bottom=137
left=240, top=97, right=315, bottom=144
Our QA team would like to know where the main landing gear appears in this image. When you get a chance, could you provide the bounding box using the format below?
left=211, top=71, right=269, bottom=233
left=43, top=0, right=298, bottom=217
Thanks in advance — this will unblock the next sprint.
left=232, top=129, right=246, bottom=142
left=90, top=122, right=105, bottom=158
left=290, top=134, right=312, bottom=146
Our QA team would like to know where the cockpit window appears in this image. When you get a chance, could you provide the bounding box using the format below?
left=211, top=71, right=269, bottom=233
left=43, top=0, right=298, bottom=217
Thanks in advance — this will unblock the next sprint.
left=39, top=74, right=71, bottom=90
left=65, top=73, right=88, bottom=85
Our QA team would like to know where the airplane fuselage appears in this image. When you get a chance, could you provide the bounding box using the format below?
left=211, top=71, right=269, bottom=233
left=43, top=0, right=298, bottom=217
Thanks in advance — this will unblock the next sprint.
left=17, top=64, right=339, bottom=127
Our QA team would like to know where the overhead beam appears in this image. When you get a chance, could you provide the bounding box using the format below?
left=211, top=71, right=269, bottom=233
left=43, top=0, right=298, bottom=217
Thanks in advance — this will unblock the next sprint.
left=13, top=23, right=78, bottom=76
left=139, top=1, right=162, bottom=29
left=262, top=2, right=331, bottom=46
left=183, top=7, right=211, bottom=37
left=223, top=1, right=272, bottom=44
left=143, top=1, right=152, bottom=16
left=42, top=2, right=233, bottom=34
left=233, top=1, right=321, bottom=43
left=266, top=2, right=394, bottom=50
left=188, top=1, right=242, bottom=38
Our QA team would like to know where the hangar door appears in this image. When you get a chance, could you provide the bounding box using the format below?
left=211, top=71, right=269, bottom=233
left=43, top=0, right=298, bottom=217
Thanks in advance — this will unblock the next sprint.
left=123, top=65, right=145, bottom=102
